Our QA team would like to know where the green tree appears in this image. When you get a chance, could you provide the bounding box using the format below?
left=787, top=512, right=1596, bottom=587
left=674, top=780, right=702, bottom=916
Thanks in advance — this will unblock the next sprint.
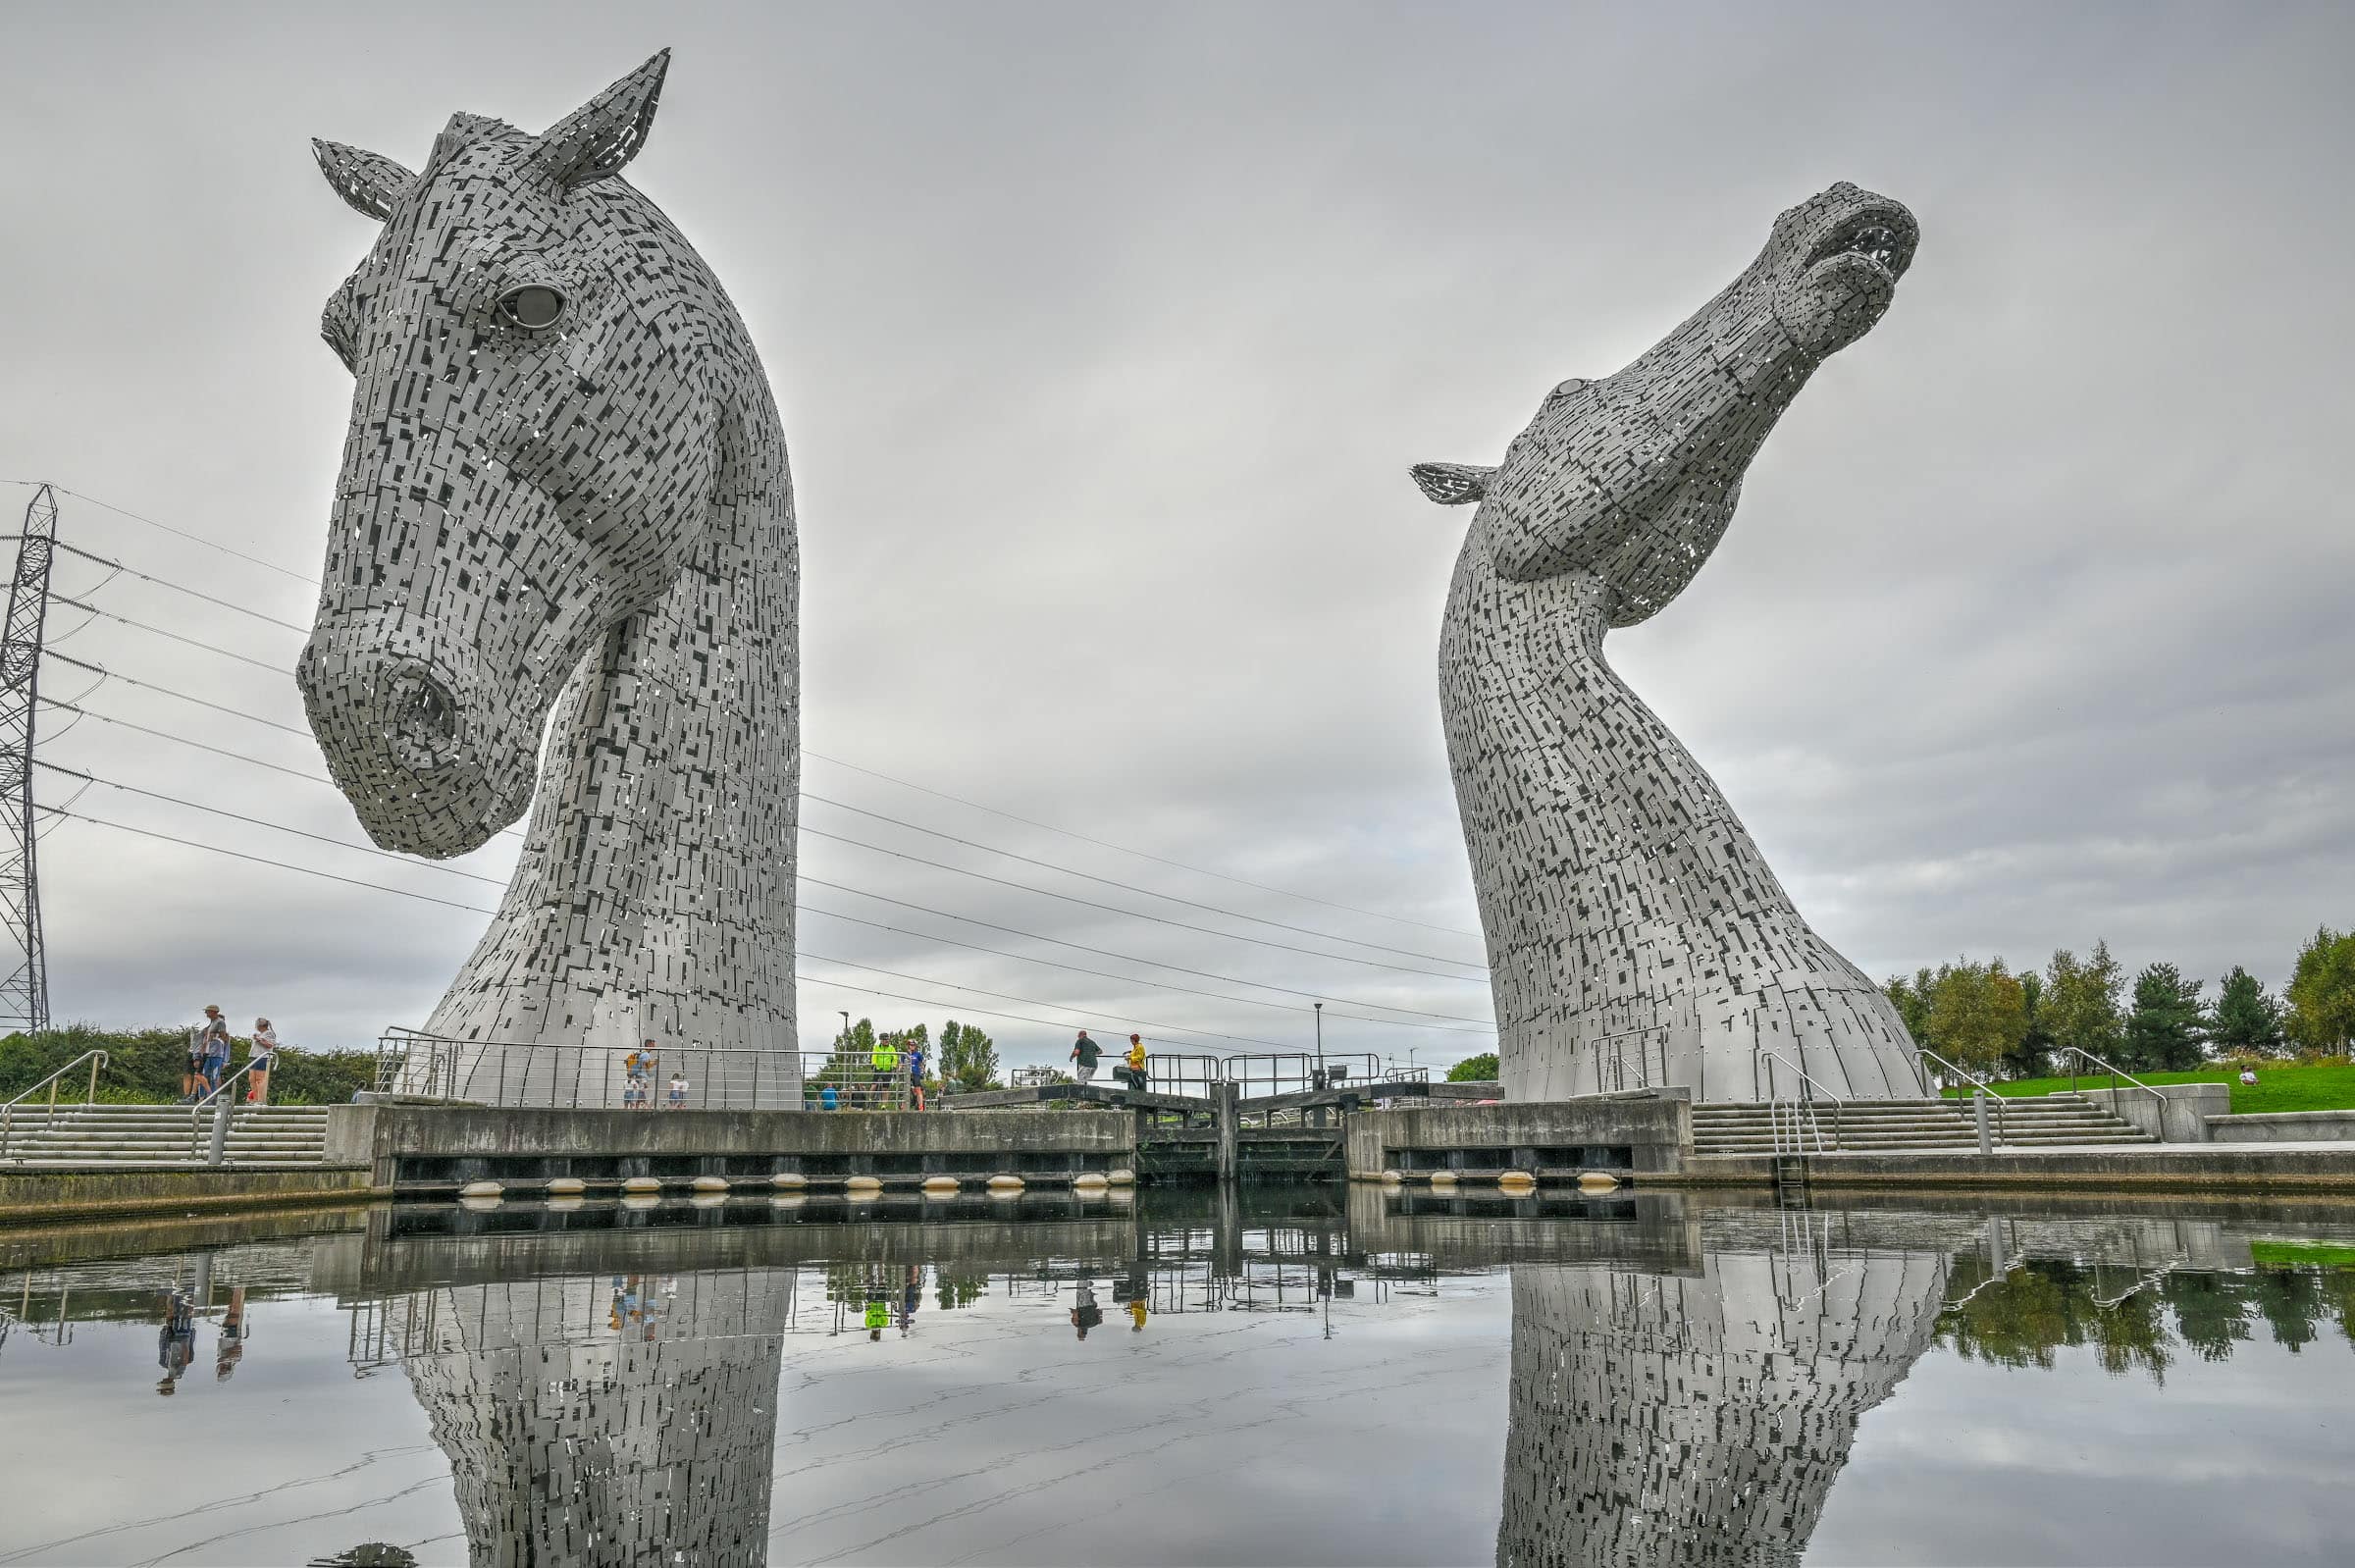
left=938, top=1020, right=1002, bottom=1093
left=2209, top=966, right=2286, bottom=1059
left=2006, top=970, right=2055, bottom=1078
left=2122, top=963, right=2207, bottom=1072
left=2043, top=941, right=2125, bottom=1070
left=1882, top=969, right=1933, bottom=1044
left=1923, top=958, right=2029, bottom=1071
left=2285, top=926, right=2355, bottom=1054
left=1447, top=1052, right=1498, bottom=1082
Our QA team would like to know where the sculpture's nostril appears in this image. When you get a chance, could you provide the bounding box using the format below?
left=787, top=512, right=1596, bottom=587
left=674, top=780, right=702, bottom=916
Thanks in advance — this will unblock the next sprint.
left=386, top=668, right=461, bottom=766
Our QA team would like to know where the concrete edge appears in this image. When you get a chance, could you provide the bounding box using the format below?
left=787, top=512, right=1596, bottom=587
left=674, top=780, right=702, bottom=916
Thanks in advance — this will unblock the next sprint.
left=0, top=1167, right=380, bottom=1227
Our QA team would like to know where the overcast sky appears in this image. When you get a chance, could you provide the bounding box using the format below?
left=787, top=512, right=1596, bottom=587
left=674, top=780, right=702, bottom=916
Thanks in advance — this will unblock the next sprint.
left=1, top=1, right=2348, bottom=1071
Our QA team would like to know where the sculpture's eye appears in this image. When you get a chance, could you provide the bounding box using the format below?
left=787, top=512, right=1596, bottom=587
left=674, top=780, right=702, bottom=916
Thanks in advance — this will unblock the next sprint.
left=496, top=285, right=567, bottom=331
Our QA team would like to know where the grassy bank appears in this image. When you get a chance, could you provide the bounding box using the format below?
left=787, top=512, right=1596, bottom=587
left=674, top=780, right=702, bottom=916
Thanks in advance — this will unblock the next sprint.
left=0, top=1024, right=375, bottom=1107
left=1942, top=1061, right=2355, bottom=1116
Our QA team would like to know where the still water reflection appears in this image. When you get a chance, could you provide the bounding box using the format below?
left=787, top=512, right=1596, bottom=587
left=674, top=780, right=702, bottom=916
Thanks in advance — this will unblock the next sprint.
left=4, top=1188, right=2353, bottom=1565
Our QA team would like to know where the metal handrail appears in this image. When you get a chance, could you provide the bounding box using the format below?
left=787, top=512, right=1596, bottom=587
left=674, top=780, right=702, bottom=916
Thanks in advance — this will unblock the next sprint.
left=0, top=1049, right=110, bottom=1157
left=2060, top=1045, right=2169, bottom=1115
left=189, top=1058, right=267, bottom=1162
left=1916, top=1045, right=2010, bottom=1146
left=1759, top=1049, right=1846, bottom=1149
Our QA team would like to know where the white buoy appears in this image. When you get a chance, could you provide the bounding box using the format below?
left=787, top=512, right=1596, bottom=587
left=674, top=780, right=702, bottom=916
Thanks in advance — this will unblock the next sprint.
left=1106, top=1169, right=1135, bottom=1186
left=621, top=1176, right=661, bottom=1194
left=1381, top=1169, right=1404, bottom=1183
left=459, top=1180, right=502, bottom=1200
left=1073, top=1173, right=1110, bottom=1190
left=692, top=1176, right=728, bottom=1193
left=1428, top=1171, right=1459, bottom=1187
left=921, top=1176, right=960, bottom=1194
left=844, top=1176, right=884, bottom=1196
left=546, top=1176, right=586, bottom=1196
left=771, top=1172, right=808, bottom=1189
left=986, top=1175, right=1025, bottom=1195
left=1498, top=1172, right=1539, bottom=1194
left=1576, top=1171, right=1621, bottom=1193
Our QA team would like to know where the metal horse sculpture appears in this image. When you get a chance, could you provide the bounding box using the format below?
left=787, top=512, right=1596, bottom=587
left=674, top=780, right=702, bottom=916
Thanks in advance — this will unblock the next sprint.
left=303, top=52, right=801, bottom=1101
left=1414, top=183, right=1923, bottom=1104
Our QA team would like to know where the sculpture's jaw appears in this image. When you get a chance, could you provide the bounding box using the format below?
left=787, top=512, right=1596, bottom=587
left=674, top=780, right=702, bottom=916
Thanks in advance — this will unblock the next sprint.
left=1771, top=186, right=1918, bottom=355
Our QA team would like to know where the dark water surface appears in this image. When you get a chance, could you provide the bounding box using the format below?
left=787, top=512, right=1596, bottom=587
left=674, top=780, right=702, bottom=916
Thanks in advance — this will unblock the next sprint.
left=3, top=1187, right=2353, bottom=1566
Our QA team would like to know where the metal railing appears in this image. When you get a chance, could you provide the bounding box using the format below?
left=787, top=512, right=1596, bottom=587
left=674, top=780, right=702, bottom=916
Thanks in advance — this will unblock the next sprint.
left=2060, top=1045, right=2169, bottom=1120
left=1916, top=1045, right=2011, bottom=1147
left=1760, top=1049, right=1845, bottom=1151
left=188, top=1057, right=268, bottom=1163
left=375, top=1027, right=895, bottom=1112
left=0, top=1049, right=108, bottom=1158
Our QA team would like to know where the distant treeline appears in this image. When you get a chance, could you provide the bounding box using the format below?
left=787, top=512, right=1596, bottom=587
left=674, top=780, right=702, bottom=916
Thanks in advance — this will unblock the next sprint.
left=0, top=1023, right=376, bottom=1106
left=1885, top=924, right=2355, bottom=1078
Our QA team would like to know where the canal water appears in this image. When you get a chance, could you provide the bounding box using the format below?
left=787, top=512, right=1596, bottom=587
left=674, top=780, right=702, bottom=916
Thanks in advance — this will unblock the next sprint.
left=3, top=1188, right=2352, bottom=1566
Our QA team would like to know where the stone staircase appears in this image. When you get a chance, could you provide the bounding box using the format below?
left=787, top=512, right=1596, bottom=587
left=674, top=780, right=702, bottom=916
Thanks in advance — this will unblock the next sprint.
left=0, top=1104, right=333, bottom=1169
left=1692, top=1093, right=2155, bottom=1156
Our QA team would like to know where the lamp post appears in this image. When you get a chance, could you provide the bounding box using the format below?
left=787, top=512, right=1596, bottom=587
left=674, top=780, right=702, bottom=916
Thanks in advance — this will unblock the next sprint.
left=1314, top=1002, right=1325, bottom=1085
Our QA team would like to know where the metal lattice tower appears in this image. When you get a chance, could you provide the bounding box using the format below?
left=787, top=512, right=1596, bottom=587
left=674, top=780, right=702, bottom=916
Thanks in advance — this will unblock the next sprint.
left=0, top=484, right=57, bottom=1035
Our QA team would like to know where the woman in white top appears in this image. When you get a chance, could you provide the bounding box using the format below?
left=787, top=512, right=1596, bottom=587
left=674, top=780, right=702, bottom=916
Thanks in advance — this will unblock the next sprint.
left=247, top=1019, right=280, bottom=1105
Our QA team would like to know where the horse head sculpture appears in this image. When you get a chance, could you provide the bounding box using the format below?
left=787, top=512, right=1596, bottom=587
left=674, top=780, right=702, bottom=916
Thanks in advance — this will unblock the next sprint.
left=305, top=51, right=801, bottom=1085
left=305, top=50, right=738, bottom=858
left=1413, top=183, right=1923, bottom=1103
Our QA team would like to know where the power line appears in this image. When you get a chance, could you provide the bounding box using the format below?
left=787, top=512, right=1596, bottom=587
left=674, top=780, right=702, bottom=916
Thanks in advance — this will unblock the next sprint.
left=40, top=592, right=1486, bottom=972
left=35, top=805, right=497, bottom=915
left=42, top=652, right=313, bottom=739
left=50, top=593, right=292, bottom=676
left=802, top=823, right=1485, bottom=985
left=0, top=481, right=317, bottom=587
left=799, top=900, right=1490, bottom=1034
left=794, top=951, right=1287, bottom=1050
left=38, top=802, right=1305, bottom=1051
left=48, top=539, right=311, bottom=635
left=802, top=790, right=1483, bottom=968
left=3, top=485, right=1472, bottom=948
left=808, top=748, right=1484, bottom=940
left=44, top=694, right=1487, bottom=990
left=32, top=758, right=1489, bottom=1036
left=800, top=875, right=1491, bottom=1025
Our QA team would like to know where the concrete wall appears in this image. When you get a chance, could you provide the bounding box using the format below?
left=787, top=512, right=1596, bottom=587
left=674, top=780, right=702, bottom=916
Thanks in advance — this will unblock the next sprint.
left=2067, top=1082, right=2227, bottom=1143
left=1345, top=1093, right=1689, bottom=1179
left=2208, top=1109, right=2355, bottom=1144
left=340, top=1105, right=1135, bottom=1188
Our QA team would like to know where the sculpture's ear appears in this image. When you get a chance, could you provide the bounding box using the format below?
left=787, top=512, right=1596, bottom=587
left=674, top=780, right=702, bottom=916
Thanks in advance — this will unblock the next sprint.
left=1410, top=462, right=1495, bottom=506
left=533, top=49, right=671, bottom=191
left=311, top=139, right=419, bottom=221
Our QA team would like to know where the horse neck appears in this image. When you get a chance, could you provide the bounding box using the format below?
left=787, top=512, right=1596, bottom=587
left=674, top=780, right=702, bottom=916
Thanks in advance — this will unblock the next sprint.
left=1444, top=551, right=1796, bottom=929
left=517, top=367, right=798, bottom=995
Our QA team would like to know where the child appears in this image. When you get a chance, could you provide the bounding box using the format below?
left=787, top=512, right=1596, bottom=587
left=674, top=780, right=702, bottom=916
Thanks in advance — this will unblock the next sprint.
left=666, top=1070, right=688, bottom=1110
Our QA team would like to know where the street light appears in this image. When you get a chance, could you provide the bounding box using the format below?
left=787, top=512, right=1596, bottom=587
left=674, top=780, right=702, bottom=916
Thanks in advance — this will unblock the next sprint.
left=1314, top=1002, right=1325, bottom=1087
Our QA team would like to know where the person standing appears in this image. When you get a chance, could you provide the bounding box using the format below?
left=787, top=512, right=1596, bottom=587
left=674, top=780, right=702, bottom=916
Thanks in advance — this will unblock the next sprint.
left=1116, top=1034, right=1148, bottom=1095
left=869, top=1033, right=900, bottom=1110
left=1070, top=1030, right=1103, bottom=1087
left=190, top=1006, right=232, bottom=1100
left=666, top=1069, right=688, bottom=1110
left=907, top=1038, right=927, bottom=1111
left=246, top=1019, right=279, bottom=1105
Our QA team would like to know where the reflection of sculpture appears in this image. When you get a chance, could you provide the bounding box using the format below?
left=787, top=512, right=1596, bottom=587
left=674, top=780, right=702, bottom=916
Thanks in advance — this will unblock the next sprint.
left=1497, top=1236, right=1947, bottom=1566
left=302, top=52, right=800, bottom=1096
left=397, top=1271, right=794, bottom=1565
left=1413, top=184, right=1923, bottom=1102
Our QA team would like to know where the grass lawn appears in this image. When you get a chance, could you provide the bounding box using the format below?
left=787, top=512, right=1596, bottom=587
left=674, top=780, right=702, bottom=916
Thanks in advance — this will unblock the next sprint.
left=1940, top=1061, right=2355, bottom=1116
